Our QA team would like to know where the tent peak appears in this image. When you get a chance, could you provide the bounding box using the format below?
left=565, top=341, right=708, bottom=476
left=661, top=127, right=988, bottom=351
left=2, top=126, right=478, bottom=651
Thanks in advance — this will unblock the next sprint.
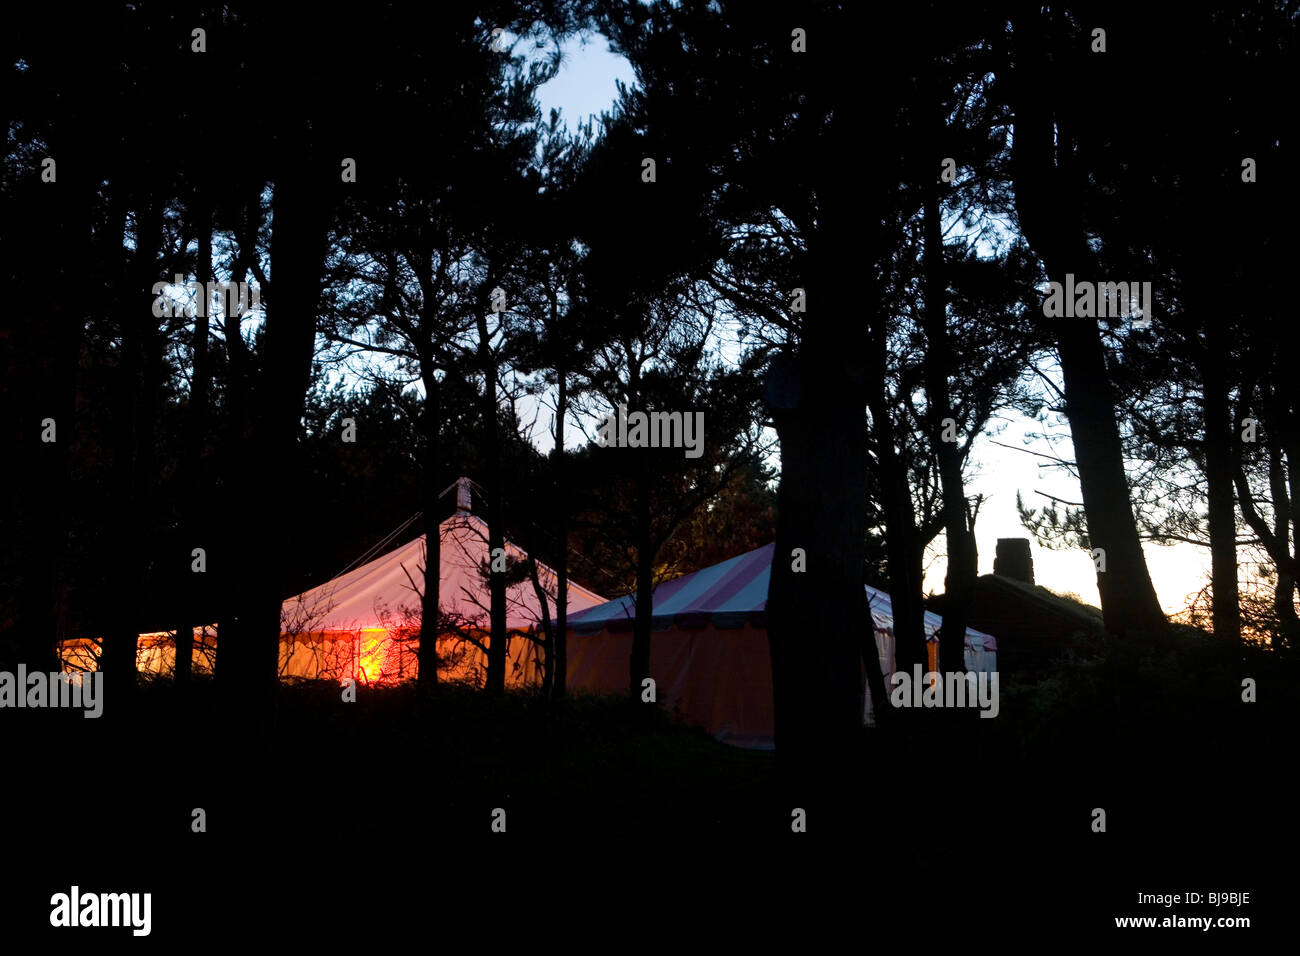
left=438, top=476, right=476, bottom=516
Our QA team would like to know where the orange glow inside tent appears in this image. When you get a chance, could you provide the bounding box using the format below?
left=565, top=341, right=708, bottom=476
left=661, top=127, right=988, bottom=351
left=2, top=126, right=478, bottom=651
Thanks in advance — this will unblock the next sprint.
left=56, top=504, right=607, bottom=689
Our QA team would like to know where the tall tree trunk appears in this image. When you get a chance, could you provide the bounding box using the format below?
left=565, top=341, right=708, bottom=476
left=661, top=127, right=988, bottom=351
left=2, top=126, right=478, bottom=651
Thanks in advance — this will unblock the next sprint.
left=876, top=441, right=928, bottom=674
left=477, top=307, right=508, bottom=694
left=1272, top=444, right=1299, bottom=649
left=763, top=103, right=874, bottom=783
left=174, top=202, right=213, bottom=685
left=866, top=340, right=928, bottom=676
left=1011, top=15, right=1165, bottom=636
left=923, top=188, right=978, bottom=673
left=1202, top=328, right=1241, bottom=645
left=765, top=346, right=869, bottom=778
left=1282, top=383, right=1300, bottom=653
left=552, top=369, right=569, bottom=699
left=222, top=165, right=330, bottom=713
left=1184, top=151, right=1242, bottom=647
left=418, top=365, right=441, bottom=687
left=214, top=190, right=260, bottom=685
left=2, top=131, right=90, bottom=674
left=1055, top=322, right=1166, bottom=634
left=101, top=198, right=164, bottom=685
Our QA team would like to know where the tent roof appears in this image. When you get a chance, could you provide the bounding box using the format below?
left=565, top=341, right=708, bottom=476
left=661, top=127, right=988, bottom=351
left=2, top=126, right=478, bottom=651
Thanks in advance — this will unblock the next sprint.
left=566, top=542, right=996, bottom=650
left=281, top=513, right=606, bottom=635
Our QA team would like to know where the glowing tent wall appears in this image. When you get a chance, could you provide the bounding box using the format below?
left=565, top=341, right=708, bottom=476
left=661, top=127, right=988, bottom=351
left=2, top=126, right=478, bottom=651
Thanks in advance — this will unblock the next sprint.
left=57, top=510, right=605, bottom=689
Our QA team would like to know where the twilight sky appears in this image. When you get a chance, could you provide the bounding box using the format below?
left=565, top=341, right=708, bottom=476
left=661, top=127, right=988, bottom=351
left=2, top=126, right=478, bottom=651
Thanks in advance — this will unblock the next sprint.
left=531, top=33, right=1209, bottom=614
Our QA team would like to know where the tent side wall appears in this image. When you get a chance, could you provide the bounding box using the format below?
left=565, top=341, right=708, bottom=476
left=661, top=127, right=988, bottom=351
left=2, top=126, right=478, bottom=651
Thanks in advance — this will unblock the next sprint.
left=278, top=628, right=548, bottom=687
left=567, top=623, right=998, bottom=748
left=567, top=622, right=776, bottom=748
left=59, top=631, right=219, bottom=677
left=62, top=627, right=549, bottom=690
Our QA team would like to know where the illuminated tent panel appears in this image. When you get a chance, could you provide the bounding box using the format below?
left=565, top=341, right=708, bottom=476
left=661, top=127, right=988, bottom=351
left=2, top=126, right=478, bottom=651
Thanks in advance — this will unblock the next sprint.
left=565, top=542, right=997, bottom=748
left=276, top=511, right=606, bottom=685
left=59, top=505, right=606, bottom=687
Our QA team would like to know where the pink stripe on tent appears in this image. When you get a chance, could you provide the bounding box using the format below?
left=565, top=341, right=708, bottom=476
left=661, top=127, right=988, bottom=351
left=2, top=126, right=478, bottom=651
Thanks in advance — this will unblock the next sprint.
left=565, top=543, right=996, bottom=650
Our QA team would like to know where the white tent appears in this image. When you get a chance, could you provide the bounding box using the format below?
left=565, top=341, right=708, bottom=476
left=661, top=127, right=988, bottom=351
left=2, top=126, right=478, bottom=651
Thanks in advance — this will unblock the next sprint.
left=275, top=508, right=606, bottom=685
left=60, top=480, right=607, bottom=686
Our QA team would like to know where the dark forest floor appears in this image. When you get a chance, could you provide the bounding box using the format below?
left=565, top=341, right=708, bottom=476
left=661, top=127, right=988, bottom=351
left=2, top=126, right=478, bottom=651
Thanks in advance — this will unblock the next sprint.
left=8, top=626, right=1295, bottom=943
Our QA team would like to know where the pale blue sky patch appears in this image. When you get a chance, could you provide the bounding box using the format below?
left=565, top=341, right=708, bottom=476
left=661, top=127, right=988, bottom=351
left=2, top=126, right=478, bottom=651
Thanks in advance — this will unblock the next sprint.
left=535, top=34, right=635, bottom=129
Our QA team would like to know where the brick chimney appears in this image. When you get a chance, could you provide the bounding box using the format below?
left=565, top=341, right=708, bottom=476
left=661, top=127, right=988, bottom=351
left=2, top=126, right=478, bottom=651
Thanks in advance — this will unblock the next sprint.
left=994, top=537, right=1034, bottom=585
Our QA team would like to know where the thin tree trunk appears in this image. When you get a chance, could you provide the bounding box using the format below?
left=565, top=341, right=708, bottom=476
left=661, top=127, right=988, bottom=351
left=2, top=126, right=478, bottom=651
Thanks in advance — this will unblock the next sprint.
left=175, top=202, right=213, bottom=685
left=477, top=307, right=508, bottom=694
left=419, top=365, right=441, bottom=687
left=101, top=198, right=164, bottom=685
left=552, top=369, right=568, bottom=699
left=629, top=466, right=655, bottom=694
left=1284, top=396, right=1300, bottom=652
left=868, top=382, right=928, bottom=675
left=860, top=589, right=890, bottom=727
left=214, top=191, right=259, bottom=685
left=526, top=554, right=554, bottom=692
left=923, top=188, right=978, bottom=673
left=1271, top=444, right=1299, bottom=649
left=1202, top=330, right=1241, bottom=645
